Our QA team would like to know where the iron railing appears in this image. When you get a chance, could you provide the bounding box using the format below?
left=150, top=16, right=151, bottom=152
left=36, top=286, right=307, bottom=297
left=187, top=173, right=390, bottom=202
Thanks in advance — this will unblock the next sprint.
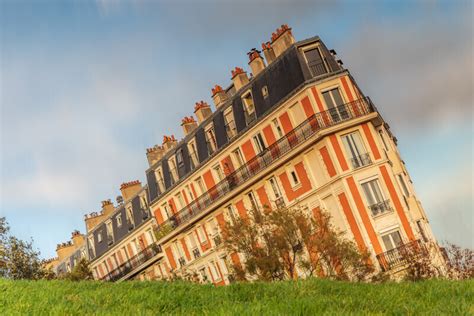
left=376, top=240, right=425, bottom=272
left=155, top=97, right=375, bottom=239
left=100, top=244, right=162, bottom=282
left=369, top=199, right=392, bottom=217
left=350, top=153, right=372, bottom=169
left=308, top=61, right=328, bottom=77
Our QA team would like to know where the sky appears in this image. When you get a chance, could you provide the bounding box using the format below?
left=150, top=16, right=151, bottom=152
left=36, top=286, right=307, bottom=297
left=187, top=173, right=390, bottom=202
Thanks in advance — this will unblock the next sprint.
left=0, top=0, right=472, bottom=259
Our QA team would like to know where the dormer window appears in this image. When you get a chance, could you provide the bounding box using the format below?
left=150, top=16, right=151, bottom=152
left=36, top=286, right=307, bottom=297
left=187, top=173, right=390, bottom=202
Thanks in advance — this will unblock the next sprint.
left=205, top=125, right=217, bottom=155
left=302, top=46, right=328, bottom=77
left=116, top=214, right=122, bottom=227
left=106, top=220, right=114, bottom=245
left=188, top=140, right=199, bottom=170
left=176, top=149, right=184, bottom=168
left=97, top=231, right=103, bottom=243
left=242, top=90, right=256, bottom=125
left=155, top=168, right=165, bottom=192
left=168, top=157, right=178, bottom=184
left=224, top=108, right=237, bottom=140
left=126, top=206, right=135, bottom=230
left=88, top=236, right=95, bottom=257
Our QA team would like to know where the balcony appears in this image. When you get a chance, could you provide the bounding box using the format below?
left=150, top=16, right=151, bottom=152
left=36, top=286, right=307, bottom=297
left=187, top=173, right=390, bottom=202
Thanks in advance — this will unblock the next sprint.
left=154, top=97, right=375, bottom=240
left=369, top=200, right=392, bottom=217
left=100, top=244, right=162, bottom=282
left=376, top=240, right=425, bottom=272
left=350, top=153, right=372, bottom=169
left=308, top=61, right=328, bottom=77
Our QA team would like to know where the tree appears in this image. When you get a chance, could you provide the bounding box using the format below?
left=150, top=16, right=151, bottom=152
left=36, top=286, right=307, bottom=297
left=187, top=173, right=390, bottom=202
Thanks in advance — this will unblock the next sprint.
left=222, top=205, right=372, bottom=282
left=63, top=258, right=93, bottom=281
left=0, top=217, right=45, bottom=280
left=443, top=242, right=474, bottom=280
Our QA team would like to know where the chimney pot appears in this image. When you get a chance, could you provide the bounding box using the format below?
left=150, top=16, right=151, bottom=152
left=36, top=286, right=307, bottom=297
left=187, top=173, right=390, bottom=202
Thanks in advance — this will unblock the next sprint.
left=162, top=135, right=177, bottom=151
left=146, top=145, right=165, bottom=166
left=231, top=67, right=249, bottom=91
left=248, top=48, right=265, bottom=77
left=194, top=101, right=213, bottom=123
left=181, top=116, right=198, bottom=135
left=120, top=180, right=142, bottom=202
left=270, top=24, right=295, bottom=58
left=211, top=85, right=228, bottom=108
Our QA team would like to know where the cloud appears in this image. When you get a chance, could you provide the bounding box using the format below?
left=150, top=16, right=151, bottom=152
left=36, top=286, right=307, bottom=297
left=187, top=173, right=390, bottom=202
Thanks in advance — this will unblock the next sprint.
left=340, top=13, right=473, bottom=133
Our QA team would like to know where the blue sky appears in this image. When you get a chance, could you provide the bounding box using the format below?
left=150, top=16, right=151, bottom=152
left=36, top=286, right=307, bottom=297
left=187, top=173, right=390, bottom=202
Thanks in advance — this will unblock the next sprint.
left=1, top=0, right=472, bottom=259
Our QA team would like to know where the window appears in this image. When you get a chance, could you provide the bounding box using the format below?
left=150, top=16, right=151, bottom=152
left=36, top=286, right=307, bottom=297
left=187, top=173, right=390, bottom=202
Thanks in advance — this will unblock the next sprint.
left=176, top=149, right=184, bottom=167
left=196, top=226, right=207, bottom=244
left=303, top=47, right=327, bottom=77
left=67, top=263, right=71, bottom=273
left=116, top=214, right=122, bottom=227
left=199, top=267, right=208, bottom=282
left=224, top=108, right=237, bottom=140
left=98, top=231, right=103, bottom=243
left=361, top=179, right=391, bottom=216
left=185, top=185, right=195, bottom=202
left=397, top=174, right=410, bottom=197
left=242, top=90, right=256, bottom=125
left=342, top=131, right=370, bottom=169
left=288, top=167, right=300, bottom=187
left=290, top=103, right=305, bottom=126
left=207, top=218, right=219, bottom=237
left=140, top=195, right=148, bottom=209
left=226, top=204, right=238, bottom=223
left=322, top=88, right=347, bottom=121
left=268, top=177, right=282, bottom=199
left=272, top=118, right=284, bottom=138
left=209, top=261, right=220, bottom=280
left=262, top=86, right=269, bottom=99
left=195, top=177, right=206, bottom=196
left=213, top=164, right=225, bottom=182
left=417, top=220, right=428, bottom=242
left=106, top=221, right=113, bottom=244
left=381, top=230, right=403, bottom=251
left=161, top=202, right=172, bottom=219
left=156, top=168, right=165, bottom=191
left=232, top=148, right=245, bottom=168
left=168, top=157, right=178, bottom=183
left=247, top=191, right=258, bottom=211
left=126, top=206, right=135, bottom=228
left=379, top=130, right=390, bottom=151
left=205, top=125, right=217, bottom=154
left=252, top=133, right=266, bottom=154
left=176, top=192, right=185, bottom=209
left=88, top=236, right=95, bottom=257
left=188, top=140, right=199, bottom=169
left=146, top=229, right=155, bottom=244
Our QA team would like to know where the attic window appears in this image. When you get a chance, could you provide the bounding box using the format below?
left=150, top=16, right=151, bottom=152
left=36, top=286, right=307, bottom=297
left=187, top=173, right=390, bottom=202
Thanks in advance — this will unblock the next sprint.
left=242, top=90, right=256, bottom=125
left=262, top=86, right=269, bottom=99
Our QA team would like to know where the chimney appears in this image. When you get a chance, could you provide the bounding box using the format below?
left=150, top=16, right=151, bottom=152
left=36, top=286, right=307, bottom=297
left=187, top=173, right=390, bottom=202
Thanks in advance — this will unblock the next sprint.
left=181, top=116, right=198, bottom=136
left=162, top=135, right=177, bottom=151
left=248, top=48, right=265, bottom=77
left=270, top=24, right=295, bottom=58
left=101, top=199, right=115, bottom=216
left=84, top=211, right=106, bottom=233
left=120, top=180, right=142, bottom=202
left=56, top=241, right=74, bottom=261
left=71, top=230, right=85, bottom=248
left=262, top=42, right=276, bottom=65
left=211, top=85, right=228, bottom=108
left=146, top=145, right=165, bottom=166
left=194, top=101, right=212, bottom=124
left=231, top=67, right=249, bottom=91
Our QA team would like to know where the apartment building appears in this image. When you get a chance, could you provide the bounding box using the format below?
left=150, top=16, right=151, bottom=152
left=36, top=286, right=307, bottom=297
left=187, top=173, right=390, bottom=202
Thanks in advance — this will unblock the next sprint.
left=46, top=25, right=442, bottom=282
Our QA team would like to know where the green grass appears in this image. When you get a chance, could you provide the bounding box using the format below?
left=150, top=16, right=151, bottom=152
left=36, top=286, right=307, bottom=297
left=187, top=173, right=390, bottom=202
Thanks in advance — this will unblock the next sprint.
left=1, top=278, right=472, bottom=315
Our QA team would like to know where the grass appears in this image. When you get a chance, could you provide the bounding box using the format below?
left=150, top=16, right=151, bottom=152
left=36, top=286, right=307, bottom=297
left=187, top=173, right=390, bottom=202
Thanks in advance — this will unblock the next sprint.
left=0, top=278, right=472, bottom=315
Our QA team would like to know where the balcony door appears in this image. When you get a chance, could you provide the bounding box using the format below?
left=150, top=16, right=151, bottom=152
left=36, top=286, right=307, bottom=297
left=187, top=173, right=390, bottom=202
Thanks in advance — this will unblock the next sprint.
left=322, top=88, right=348, bottom=122
left=342, top=132, right=370, bottom=169
left=382, top=230, right=403, bottom=251
left=304, top=47, right=327, bottom=77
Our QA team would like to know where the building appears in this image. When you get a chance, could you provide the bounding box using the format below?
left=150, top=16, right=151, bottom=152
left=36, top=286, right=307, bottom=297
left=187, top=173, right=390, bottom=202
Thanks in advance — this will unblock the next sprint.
left=46, top=25, right=443, bottom=282
left=45, top=230, right=87, bottom=275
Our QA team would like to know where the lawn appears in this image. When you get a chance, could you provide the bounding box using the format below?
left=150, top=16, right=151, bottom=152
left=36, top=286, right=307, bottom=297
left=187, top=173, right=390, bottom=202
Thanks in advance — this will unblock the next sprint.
left=1, top=278, right=472, bottom=315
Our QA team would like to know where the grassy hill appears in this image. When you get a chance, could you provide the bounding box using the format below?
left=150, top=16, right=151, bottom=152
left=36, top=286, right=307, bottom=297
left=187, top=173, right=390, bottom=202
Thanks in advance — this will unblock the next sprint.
left=1, top=278, right=472, bottom=315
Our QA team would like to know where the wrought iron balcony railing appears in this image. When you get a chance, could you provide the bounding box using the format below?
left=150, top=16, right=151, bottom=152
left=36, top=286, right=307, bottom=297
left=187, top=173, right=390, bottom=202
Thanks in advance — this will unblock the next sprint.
left=369, top=199, right=392, bottom=217
left=155, top=97, right=375, bottom=239
left=308, top=61, right=328, bottom=77
left=100, top=244, right=162, bottom=282
left=349, top=153, right=372, bottom=169
left=376, top=240, right=425, bottom=272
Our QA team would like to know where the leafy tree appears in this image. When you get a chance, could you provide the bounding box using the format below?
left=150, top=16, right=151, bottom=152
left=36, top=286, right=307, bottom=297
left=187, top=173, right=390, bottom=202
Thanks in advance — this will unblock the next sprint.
left=222, top=205, right=372, bottom=282
left=443, top=242, right=473, bottom=280
left=63, top=258, right=93, bottom=281
left=0, top=217, right=45, bottom=280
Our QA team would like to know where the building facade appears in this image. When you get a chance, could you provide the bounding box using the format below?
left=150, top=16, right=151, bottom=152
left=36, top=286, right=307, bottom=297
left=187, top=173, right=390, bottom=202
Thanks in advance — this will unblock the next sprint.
left=46, top=25, right=442, bottom=283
